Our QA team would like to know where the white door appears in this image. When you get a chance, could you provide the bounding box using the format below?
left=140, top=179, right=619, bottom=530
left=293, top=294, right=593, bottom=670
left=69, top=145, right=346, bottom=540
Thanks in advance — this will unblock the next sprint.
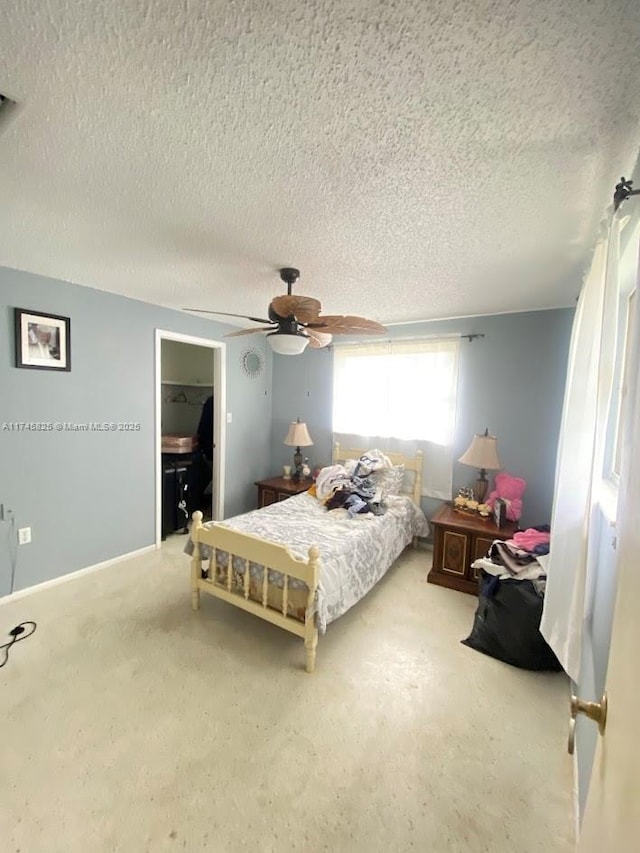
left=578, top=293, right=639, bottom=848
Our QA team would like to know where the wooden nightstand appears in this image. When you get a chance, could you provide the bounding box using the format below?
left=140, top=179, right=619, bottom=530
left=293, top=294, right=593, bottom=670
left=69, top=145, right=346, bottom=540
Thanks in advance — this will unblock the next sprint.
left=428, top=504, right=517, bottom=595
left=255, top=476, right=311, bottom=508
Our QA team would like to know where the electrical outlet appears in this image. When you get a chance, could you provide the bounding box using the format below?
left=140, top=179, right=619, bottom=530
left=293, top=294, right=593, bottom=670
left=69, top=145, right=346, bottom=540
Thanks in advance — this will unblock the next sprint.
left=18, top=526, right=31, bottom=545
left=227, top=412, right=233, bottom=423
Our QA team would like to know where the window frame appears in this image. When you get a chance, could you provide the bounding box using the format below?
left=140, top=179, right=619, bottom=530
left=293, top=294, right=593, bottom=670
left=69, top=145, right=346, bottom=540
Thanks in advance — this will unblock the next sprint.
left=599, top=217, right=639, bottom=523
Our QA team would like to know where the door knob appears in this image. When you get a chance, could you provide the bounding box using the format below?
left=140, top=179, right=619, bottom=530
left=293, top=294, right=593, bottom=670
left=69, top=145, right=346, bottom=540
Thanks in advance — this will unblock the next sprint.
left=568, top=693, right=607, bottom=755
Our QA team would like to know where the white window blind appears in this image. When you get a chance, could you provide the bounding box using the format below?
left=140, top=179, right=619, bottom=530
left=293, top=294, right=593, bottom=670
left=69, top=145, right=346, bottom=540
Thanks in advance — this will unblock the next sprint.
left=332, top=338, right=460, bottom=499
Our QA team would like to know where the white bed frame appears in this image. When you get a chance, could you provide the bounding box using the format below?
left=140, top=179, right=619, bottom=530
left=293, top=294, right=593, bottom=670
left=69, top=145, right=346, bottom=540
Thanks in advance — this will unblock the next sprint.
left=189, top=443, right=423, bottom=673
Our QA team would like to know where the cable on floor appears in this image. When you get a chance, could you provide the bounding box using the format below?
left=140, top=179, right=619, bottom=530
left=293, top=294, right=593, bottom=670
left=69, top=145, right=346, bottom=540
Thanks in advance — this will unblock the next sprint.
left=0, top=621, right=37, bottom=669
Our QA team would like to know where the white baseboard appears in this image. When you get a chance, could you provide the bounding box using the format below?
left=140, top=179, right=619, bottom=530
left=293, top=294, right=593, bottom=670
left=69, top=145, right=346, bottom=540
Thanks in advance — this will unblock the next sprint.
left=0, top=544, right=156, bottom=604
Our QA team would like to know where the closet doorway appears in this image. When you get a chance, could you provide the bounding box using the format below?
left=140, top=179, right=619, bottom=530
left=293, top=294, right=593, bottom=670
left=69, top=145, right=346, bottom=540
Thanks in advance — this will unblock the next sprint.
left=154, top=330, right=226, bottom=548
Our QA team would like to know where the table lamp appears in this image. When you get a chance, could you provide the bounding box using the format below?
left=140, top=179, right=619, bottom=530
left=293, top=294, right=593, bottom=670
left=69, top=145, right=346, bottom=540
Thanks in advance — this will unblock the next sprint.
left=458, top=428, right=501, bottom=503
left=284, top=418, right=313, bottom=481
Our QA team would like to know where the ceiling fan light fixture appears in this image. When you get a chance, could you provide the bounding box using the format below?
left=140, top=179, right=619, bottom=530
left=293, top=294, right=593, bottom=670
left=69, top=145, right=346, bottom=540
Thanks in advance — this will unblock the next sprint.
left=267, top=331, right=310, bottom=355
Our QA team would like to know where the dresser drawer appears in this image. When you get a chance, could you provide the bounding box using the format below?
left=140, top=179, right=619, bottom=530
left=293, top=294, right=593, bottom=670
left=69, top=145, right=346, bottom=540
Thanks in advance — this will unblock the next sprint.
left=428, top=504, right=517, bottom=595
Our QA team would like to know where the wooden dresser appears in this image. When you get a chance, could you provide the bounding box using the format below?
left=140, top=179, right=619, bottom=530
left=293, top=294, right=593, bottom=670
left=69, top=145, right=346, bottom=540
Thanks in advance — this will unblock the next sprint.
left=428, top=503, right=517, bottom=595
left=255, top=476, right=311, bottom=508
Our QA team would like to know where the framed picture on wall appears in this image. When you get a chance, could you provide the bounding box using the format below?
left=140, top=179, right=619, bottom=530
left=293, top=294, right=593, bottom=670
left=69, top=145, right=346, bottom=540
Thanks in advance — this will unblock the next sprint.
left=14, top=308, right=71, bottom=371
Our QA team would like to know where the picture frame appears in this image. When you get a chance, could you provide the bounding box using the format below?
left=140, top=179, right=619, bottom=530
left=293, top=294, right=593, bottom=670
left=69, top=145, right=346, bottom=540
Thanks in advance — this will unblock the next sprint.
left=493, top=497, right=507, bottom=528
left=14, top=308, right=71, bottom=371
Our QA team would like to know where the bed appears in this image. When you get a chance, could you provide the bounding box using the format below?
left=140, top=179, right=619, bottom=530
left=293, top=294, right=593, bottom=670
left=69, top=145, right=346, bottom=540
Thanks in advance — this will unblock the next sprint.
left=186, top=444, right=429, bottom=672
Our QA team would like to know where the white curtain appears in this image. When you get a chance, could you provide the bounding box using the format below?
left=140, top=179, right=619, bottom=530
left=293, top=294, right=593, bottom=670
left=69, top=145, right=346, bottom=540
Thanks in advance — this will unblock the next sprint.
left=332, top=338, right=460, bottom=499
left=540, top=216, right=621, bottom=681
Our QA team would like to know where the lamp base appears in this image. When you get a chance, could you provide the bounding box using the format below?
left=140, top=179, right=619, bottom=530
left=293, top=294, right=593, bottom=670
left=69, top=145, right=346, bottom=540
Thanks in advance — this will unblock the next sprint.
left=474, top=477, right=489, bottom=503
left=292, top=447, right=303, bottom=481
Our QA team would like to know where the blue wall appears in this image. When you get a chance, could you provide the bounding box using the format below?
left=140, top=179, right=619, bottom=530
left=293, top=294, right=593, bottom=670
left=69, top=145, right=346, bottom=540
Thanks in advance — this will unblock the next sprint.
left=0, top=266, right=273, bottom=595
left=0, top=266, right=574, bottom=598
left=271, top=308, right=574, bottom=529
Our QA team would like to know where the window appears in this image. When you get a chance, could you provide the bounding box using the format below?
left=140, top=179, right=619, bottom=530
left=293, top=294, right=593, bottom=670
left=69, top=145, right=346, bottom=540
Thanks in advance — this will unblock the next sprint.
left=333, top=339, right=459, bottom=444
left=332, top=338, right=460, bottom=499
left=603, top=217, right=640, bottom=484
left=612, top=288, right=636, bottom=479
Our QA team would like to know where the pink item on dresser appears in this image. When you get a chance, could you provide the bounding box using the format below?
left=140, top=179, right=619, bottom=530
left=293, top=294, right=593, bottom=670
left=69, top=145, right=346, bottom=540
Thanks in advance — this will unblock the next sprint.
left=509, top=529, right=551, bottom=552
left=486, top=472, right=527, bottom=521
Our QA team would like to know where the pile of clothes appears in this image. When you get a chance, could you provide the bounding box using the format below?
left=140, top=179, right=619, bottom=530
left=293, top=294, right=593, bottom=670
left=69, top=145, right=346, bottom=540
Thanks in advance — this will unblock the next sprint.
left=313, top=450, right=400, bottom=517
left=473, top=524, right=550, bottom=585
left=463, top=524, right=561, bottom=671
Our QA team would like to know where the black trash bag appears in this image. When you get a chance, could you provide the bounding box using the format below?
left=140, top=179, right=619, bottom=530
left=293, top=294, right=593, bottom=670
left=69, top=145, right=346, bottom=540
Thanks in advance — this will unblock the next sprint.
left=461, top=570, right=562, bottom=671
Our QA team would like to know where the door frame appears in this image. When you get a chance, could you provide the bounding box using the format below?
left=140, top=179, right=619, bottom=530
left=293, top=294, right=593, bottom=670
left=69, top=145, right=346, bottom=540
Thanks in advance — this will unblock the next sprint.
left=154, top=330, right=226, bottom=548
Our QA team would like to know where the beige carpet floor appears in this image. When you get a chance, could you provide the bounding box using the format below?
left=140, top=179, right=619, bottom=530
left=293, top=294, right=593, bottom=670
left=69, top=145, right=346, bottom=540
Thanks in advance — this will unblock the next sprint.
left=1, top=537, right=574, bottom=853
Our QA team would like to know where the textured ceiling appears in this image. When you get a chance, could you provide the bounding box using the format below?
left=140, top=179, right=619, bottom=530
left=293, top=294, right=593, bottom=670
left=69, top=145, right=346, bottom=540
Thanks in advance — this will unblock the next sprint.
left=1, top=0, right=640, bottom=326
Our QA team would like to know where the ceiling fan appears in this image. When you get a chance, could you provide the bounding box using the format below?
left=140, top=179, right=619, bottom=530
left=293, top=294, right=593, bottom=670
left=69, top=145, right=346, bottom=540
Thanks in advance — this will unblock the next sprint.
left=185, top=268, right=387, bottom=354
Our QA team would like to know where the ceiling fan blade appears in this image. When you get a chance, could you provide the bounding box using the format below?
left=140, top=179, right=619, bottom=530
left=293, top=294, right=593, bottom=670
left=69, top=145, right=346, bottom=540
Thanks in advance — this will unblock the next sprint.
left=224, top=326, right=277, bottom=337
left=306, top=329, right=333, bottom=349
left=270, top=294, right=321, bottom=323
left=183, top=308, right=272, bottom=324
left=308, top=316, right=387, bottom=335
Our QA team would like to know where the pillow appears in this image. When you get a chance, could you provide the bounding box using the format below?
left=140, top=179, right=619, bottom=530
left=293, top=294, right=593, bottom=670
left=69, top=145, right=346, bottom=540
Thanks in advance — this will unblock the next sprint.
left=371, top=465, right=405, bottom=498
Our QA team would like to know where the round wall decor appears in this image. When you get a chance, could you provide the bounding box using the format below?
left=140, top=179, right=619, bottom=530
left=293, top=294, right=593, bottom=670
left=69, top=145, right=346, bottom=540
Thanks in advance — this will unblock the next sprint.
left=240, top=347, right=264, bottom=378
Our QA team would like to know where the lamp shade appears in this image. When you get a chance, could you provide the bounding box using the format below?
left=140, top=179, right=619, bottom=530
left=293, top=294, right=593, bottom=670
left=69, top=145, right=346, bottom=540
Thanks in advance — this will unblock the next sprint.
left=458, top=431, right=501, bottom=470
left=284, top=420, right=313, bottom=447
left=268, top=332, right=309, bottom=355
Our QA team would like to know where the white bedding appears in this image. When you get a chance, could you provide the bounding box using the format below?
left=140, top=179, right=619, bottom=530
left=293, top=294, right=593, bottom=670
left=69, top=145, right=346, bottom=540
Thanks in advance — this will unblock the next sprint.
left=185, top=492, right=429, bottom=632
